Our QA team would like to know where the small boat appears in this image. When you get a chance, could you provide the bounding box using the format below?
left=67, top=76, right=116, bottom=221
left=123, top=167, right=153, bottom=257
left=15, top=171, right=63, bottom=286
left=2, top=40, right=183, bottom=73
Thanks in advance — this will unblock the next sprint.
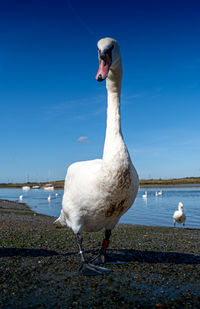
left=22, top=185, right=30, bottom=191
left=32, top=185, right=40, bottom=189
left=43, top=184, right=54, bottom=192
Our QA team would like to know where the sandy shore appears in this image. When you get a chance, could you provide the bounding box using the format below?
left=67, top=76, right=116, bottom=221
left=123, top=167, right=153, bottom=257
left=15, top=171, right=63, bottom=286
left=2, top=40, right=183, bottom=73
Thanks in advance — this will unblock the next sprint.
left=0, top=199, right=200, bottom=308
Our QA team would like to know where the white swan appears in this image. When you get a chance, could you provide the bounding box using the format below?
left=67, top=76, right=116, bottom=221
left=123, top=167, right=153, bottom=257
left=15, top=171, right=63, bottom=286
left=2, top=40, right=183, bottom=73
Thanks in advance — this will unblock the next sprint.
left=173, top=202, right=186, bottom=227
left=142, top=191, right=147, bottom=199
left=48, top=194, right=51, bottom=201
left=155, top=190, right=162, bottom=197
left=54, top=37, right=139, bottom=275
left=19, top=195, right=23, bottom=201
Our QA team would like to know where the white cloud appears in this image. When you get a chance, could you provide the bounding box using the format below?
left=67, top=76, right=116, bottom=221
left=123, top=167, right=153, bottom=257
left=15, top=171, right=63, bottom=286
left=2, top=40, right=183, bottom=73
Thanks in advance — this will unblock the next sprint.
left=77, top=136, right=90, bottom=143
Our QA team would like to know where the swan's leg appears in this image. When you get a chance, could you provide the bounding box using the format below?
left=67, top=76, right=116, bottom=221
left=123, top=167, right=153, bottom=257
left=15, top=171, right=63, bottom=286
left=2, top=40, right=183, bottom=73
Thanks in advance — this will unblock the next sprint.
left=76, top=232, right=85, bottom=263
left=91, top=229, right=111, bottom=264
left=100, top=229, right=111, bottom=262
left=75, top=232, right=110, bottom=276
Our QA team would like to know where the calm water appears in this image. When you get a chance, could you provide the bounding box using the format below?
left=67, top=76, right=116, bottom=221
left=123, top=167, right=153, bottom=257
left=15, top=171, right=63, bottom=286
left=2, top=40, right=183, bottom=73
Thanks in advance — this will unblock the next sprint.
left=0, top=187, right=199, bottom=229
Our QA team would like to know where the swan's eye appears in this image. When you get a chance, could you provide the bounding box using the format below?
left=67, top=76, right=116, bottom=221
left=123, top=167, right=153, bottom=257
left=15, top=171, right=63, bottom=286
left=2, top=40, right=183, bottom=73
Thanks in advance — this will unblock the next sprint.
left=106, top=45, right=114, bottom=58
left=99, top=45, right=114, bottom=65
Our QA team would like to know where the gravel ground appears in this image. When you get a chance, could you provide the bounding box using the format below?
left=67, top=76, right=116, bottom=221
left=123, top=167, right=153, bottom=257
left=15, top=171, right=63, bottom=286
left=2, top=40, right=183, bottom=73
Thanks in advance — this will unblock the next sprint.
left=0, top=199, right=200, bottom=308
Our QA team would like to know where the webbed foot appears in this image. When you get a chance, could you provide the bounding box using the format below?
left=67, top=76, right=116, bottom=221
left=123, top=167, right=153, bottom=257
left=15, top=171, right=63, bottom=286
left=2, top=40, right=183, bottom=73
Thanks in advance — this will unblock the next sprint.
left=79, top=262, right=110, bottom=276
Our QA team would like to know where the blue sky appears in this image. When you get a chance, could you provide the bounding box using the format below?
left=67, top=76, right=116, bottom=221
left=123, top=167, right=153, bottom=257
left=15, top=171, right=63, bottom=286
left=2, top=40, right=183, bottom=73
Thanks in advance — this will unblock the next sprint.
left=0, top=0, right=200, bottom=182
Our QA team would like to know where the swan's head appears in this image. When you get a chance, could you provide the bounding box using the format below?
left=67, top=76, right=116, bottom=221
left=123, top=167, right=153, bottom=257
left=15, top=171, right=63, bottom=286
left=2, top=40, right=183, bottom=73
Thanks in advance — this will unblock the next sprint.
left=96, top=37, right=121, bottom=82
left=178, top=202, right=183, bottom=210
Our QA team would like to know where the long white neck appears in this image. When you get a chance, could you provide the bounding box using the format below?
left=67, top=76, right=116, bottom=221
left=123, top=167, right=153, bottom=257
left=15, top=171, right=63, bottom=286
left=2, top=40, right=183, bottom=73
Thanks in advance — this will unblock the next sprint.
left=103, top=60, right=128, bottom=164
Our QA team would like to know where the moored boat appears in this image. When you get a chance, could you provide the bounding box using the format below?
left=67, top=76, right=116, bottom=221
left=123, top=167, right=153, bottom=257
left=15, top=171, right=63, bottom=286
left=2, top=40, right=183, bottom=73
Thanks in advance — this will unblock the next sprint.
left=43, top=184, right=54, bottom=191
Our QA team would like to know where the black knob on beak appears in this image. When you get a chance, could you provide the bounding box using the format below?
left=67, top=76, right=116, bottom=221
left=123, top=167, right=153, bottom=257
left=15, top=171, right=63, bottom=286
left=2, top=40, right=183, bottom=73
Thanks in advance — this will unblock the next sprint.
left=97, top=74, right=103, bottom=82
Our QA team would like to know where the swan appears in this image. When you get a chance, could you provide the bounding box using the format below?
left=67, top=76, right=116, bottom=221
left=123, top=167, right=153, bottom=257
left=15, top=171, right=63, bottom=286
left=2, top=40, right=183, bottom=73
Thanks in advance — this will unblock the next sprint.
left=48, top=194, right=51, bottom=201
left=54, top=37, right=139, bottom=275
left=155, top=190, right=162, bottom=197
left=173, top=202, right=186, bottom=227
left=19, top=195, right=23, bottom=201
left=142, top=191, right=147, bottom=198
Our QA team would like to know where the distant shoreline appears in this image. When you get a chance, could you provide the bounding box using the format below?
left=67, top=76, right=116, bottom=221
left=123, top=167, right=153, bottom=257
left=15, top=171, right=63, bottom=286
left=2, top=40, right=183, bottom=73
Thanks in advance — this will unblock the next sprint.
left=1, top=184, right=200, bottom=189
left=1, top=177, right=200, bottom=189
left=140, top=183, right=200, bottom=188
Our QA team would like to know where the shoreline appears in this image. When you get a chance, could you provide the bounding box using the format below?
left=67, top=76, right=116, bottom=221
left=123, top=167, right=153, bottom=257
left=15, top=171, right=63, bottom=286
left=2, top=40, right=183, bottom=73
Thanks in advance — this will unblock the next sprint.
left=0, top=199, right=200, bottom=308
left=1, top=176, right=200, bottom=190
left=140, top=183, right=200, bottom=188
left=1, top=183, right=200, bottom=189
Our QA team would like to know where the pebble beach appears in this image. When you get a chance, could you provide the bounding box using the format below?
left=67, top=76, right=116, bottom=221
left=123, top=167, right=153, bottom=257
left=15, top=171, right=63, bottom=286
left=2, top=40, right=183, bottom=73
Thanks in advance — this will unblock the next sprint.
left=0, top=199, right=200, bottom=308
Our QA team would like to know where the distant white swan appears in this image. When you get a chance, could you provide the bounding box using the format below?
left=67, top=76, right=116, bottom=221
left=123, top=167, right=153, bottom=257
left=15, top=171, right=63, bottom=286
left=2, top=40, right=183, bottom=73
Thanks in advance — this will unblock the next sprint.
left=19, top=195, right=23, bottom=201
left=173, top=202, right=186, bottom=227
left=142, top=191, right=147, bottom=199
left=48, top=194, right=51, bottom=201
left=54, top=37, right=139, bottom=276
left=155, top=190, right=162, bottom=197
left=55, top=192, right=58, bottom=197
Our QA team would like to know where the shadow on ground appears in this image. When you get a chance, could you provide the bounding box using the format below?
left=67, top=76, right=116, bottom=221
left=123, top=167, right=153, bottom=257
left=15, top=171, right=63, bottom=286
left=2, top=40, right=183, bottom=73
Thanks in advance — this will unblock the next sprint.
left=0, top=248, right=59, bottom=257
left=106, top=249, right=200, bottom=264
left=1, top=247, right=199, bottom=265
left=63, top=248, right=200, bottom=265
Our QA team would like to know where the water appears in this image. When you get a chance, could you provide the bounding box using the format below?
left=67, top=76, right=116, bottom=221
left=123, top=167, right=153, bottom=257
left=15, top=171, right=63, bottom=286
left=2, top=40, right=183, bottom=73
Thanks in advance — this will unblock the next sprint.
left=0, top=188, right=62, bottom=218
left=122, top=188, right=200, bottom=228
left=0, top=187, right=199, bottom=229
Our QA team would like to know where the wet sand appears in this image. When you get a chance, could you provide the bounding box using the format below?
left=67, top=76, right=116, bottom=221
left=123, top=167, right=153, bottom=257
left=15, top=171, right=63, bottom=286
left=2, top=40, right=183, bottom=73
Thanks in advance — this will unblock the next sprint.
left=0, top=199, right=200, bottom=308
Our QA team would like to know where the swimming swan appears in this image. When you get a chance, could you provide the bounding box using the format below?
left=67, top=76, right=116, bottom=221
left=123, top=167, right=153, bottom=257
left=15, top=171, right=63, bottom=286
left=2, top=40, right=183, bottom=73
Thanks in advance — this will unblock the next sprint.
left=173, top=202, right=186, bottom=227
left=54, top=37, right=139, bottom=275
left=142, top=191, right=147, bottom=199
left=155, top=190, right=162, bottom=197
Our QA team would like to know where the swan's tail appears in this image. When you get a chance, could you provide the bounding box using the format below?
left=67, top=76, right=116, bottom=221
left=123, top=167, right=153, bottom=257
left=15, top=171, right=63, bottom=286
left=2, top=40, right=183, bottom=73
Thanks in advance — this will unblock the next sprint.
left=53, top=210, right=66, bottom=228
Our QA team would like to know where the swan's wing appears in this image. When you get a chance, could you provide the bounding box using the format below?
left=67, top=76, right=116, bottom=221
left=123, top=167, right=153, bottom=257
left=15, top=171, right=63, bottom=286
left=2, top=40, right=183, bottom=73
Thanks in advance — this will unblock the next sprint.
left=61, top=159, right=103, bottom=228
left=173, top=210, right=178, bottom=219
left=64, top=159, right=102, bottom=192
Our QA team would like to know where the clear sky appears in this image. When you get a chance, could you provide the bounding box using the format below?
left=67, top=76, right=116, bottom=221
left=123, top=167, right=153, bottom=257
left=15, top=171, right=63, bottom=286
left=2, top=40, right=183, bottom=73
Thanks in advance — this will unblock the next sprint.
left=1, top=0, right=200, bottom=183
